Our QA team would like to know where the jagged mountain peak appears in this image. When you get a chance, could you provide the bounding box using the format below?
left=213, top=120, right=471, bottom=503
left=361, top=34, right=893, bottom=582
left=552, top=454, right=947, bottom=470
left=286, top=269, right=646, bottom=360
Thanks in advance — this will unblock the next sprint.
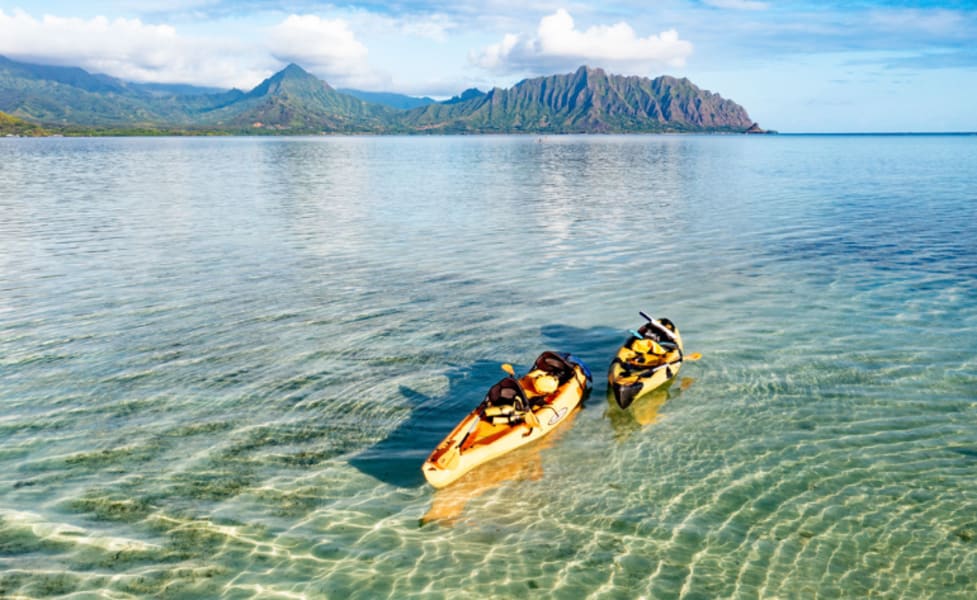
left=246, top=63, right=333, bottom=99
left=272, top=63, right=322, bottom=84
left=573, top=64, right=606, bottom=78
left=443, top=88, right=485, bottom=105
left=281, top=63, right=308, bottom=75
left=399, top=66, right=755, bottom=133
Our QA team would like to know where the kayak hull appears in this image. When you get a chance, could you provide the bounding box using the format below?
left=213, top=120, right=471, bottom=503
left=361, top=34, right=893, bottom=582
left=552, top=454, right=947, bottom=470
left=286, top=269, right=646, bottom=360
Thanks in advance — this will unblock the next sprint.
left=422, top=353, right=592, bottom=489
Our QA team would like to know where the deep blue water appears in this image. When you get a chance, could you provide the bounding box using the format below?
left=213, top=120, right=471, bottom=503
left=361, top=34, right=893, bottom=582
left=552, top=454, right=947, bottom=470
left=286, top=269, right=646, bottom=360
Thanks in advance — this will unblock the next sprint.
left=1, top=134, right=976, bottom=598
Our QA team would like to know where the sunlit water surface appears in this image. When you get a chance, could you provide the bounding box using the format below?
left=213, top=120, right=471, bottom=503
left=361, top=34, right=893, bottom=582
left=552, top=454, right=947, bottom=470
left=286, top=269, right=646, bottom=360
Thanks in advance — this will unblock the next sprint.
left=1, top=134, right=976, bottom=598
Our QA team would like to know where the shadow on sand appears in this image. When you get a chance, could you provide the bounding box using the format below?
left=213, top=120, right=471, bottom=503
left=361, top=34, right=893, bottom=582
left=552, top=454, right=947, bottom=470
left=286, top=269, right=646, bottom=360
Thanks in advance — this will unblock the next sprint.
left=347, top=359, right=503, bottom=489
left=347, top=323, right=623, bottom=489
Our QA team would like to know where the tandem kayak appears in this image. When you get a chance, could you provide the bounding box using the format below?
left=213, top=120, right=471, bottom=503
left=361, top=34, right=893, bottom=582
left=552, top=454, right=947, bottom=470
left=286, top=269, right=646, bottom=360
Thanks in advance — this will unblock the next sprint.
left=608, top=313, right=696, bottom=409
left=422, top=351, right=592, bottom=489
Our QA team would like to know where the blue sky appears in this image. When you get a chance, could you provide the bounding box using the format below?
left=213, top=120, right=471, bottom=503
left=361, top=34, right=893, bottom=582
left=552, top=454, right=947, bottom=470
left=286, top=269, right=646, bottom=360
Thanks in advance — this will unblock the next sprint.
left=1, top=1, right=974, bottom=132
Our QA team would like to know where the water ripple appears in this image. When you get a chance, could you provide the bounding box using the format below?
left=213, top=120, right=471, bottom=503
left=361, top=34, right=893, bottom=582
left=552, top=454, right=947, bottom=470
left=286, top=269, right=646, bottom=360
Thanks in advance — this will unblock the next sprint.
left=1, top=135, right=976, bottom=597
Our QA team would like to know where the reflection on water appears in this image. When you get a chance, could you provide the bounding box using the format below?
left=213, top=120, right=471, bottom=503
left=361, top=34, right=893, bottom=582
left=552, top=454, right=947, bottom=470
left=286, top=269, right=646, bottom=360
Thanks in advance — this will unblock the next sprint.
left=422, top=409, right=580, bottom=526
left=604, top=377, right=696, bottom=443
left=2, top=134, right=976, bottom=598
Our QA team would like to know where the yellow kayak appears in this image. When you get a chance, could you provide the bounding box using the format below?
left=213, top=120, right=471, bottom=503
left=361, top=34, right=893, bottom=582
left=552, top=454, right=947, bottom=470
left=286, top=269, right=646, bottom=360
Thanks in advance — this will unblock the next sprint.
left=422, top=352, right=592, bottom=489
left=608, top=314, right=688, bottom=409
left=422, top=409, right=580, bottom=525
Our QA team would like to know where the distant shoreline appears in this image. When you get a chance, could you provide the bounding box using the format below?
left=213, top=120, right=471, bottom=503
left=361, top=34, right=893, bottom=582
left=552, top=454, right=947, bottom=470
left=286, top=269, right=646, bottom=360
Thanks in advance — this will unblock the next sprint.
left=779, top=131, right=977, bottom=136
left=7, top=130, right=977, bottom=139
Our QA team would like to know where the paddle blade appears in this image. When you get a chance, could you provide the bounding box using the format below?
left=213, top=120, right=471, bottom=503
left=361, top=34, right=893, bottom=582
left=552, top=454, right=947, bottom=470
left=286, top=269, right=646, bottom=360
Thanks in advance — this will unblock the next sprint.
left=501, top=363, right=516, bottom=377
left=525, top=410, right=541, bottom=429
left=685, top=352, right=702, bottom=361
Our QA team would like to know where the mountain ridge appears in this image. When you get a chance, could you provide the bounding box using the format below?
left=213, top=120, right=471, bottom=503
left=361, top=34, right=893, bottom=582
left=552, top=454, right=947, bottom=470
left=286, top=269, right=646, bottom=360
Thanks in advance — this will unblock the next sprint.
left=397, top=66, right=754, bottom=133
left=0, top=56, right=765, bottom=134
left=337, top=88, right=436, bottom=110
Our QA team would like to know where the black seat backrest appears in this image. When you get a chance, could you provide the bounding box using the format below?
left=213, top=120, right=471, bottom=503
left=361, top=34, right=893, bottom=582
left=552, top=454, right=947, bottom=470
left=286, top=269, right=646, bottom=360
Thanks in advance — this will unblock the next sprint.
left=532, top=351, right=573, bottom=383
left=485, top=378, right=526, bottom=409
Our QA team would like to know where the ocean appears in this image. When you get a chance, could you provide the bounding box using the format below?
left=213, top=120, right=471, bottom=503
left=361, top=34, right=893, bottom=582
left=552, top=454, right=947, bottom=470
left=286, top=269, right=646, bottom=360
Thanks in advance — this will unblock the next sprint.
left=1, top=133, right=976, bottom=598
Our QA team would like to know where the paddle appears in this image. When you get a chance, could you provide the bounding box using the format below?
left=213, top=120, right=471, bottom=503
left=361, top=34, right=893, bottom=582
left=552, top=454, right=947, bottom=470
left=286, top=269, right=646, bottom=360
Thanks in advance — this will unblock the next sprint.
left=502, top=363, right=540, bottom=429
left=626, top=319, right=701, bottom=373
left=439, top=411, right=481, bottom=470
left=639, top=311, right=680, bottom=345
left=632, top=351, right=701, bottom=373
left=638, top=352, right=702, bottom=378
left=438, top=436, right=464, bottom=470
left=501, top=363, right=527, bottom=407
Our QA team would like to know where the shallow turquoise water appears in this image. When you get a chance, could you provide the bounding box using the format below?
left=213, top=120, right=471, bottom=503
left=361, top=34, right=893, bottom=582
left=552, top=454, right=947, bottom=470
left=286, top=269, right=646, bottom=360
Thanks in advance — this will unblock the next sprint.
left=1, top=134, right=976, bottom=598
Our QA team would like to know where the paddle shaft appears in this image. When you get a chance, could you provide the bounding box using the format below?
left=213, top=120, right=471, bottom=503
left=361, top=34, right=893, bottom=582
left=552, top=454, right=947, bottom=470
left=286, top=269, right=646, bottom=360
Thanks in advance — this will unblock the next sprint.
left=639, top=311, right=680, bottom=345
left=637, top=350, right=698, bottom=376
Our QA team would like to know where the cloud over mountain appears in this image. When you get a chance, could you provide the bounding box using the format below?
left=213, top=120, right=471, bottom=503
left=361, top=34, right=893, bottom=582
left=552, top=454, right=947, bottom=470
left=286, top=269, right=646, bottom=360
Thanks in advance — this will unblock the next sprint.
left=473, top=9, right=693, bottom=75
left=267, top=15, right=376, bottom=88
left=0, top=8, right=264, bottom=89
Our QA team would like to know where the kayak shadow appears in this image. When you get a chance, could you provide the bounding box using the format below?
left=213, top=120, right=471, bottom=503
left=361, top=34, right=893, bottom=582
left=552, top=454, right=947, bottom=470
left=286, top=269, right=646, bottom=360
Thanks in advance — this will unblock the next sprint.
left=347, top=323, right=624, bottom=489
left=347, top=360, right=502, bottom=489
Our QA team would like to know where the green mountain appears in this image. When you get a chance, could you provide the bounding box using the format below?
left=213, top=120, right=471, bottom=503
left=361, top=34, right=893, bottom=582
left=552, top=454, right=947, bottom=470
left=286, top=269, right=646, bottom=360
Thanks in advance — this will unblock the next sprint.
left=132, top=82, right=228, bottom=97
left=0, top=56, right=761, bottom=134
left=337, top=88, right=436, bottom=110
left=196, top=64, right=394, bottom=131
left=1, top=54, right=164, bottom=125
left=0, top=55, right=241, bottom=127
left=400, top=66, right=754, bottom=133
left=443, top=88, right=488, bottom=105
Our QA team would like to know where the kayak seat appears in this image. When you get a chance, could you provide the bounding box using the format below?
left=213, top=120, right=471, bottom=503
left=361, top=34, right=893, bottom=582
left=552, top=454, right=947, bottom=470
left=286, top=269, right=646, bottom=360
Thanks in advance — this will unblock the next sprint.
left=484, top=404, right=520, bottom=425
left=531, top=351, right=575, bottom=384
left=482, top=379, right=534, bottom=426
left=484, top=378, right=528, bottom=413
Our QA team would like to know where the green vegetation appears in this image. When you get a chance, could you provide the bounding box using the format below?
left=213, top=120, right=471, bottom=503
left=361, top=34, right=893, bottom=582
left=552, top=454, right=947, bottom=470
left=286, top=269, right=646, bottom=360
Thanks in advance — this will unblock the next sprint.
left=0, top=110, right=47, bottom=136
left=337, top=88, right=436, bottom=109
left=400, top=67, right=754, bottom=133
left=1, top=56, right=760, bottom=135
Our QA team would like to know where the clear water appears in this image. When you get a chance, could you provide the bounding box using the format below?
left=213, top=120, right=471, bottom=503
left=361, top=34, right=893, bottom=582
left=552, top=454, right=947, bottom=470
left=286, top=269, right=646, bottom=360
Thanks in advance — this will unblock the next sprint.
left=1, top=134, right=976, bottom=598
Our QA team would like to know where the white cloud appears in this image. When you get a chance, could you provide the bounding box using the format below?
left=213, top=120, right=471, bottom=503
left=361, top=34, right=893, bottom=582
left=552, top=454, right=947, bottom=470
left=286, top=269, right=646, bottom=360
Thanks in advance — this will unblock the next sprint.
left=0, top=8, right=267, bottom=89
left=472, top=9, right=693, bottom=75
left=267, top=15, right=377, bottom=87
left=0, top=8, right=447, bottom=92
